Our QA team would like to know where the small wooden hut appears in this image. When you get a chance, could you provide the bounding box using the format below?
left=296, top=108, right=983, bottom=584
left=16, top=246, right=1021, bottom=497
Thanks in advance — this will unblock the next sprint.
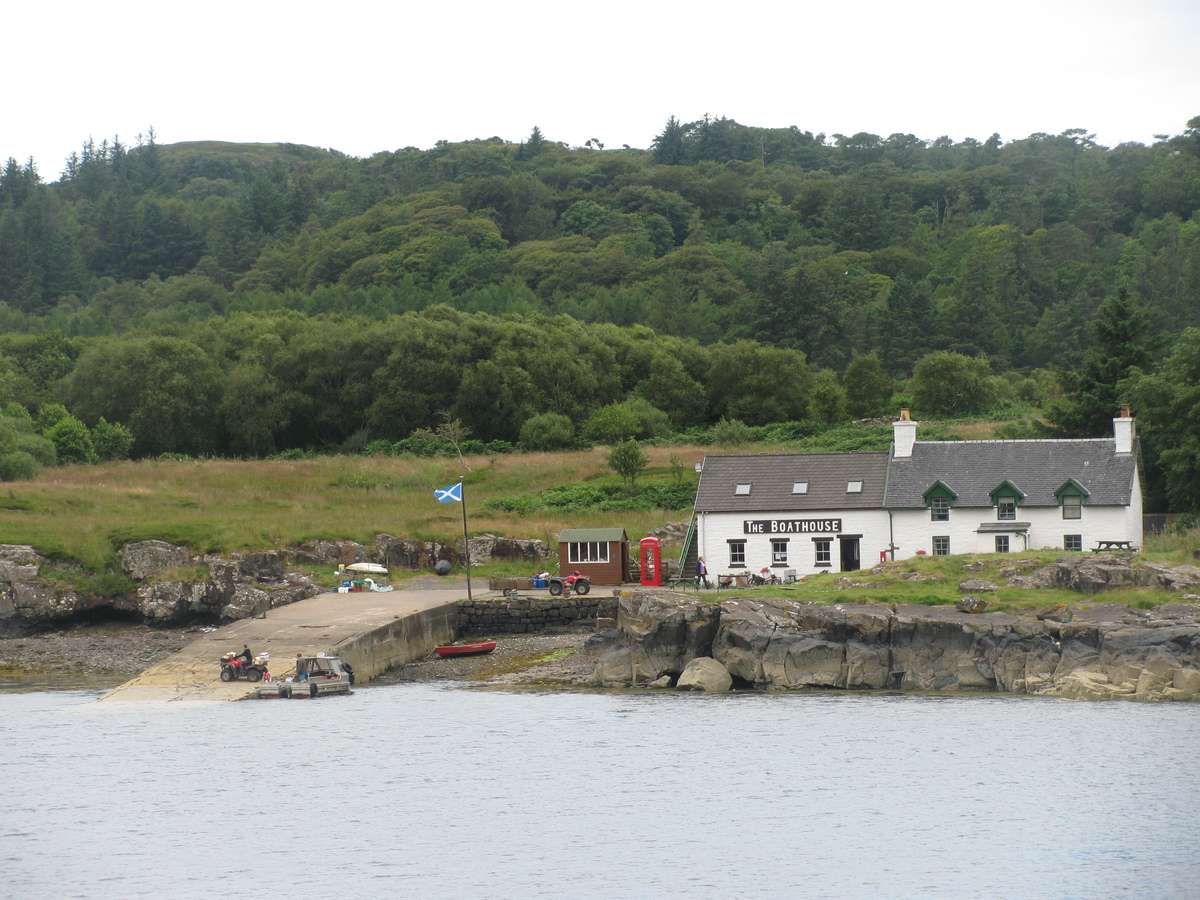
left=556, top=527, right=630, bottom=585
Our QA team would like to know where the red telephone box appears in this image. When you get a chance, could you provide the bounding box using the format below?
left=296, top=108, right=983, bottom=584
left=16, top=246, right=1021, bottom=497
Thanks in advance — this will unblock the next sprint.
left=639, top=537, right=662, bottom=586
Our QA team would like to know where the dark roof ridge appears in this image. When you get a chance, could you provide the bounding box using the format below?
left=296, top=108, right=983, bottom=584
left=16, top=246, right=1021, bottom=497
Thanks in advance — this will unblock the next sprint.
left=913, top=438, right=1110, bottom=445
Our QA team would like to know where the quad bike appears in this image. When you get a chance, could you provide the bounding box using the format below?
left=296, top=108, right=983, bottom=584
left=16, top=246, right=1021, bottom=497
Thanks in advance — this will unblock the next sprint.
left=219, top=653, right=269, bottom=683
left=547, top=571, right=591, bottom=596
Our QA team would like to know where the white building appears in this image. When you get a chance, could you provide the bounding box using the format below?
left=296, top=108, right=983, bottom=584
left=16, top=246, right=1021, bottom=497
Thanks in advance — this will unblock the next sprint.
left=691, top=408, right=1143, bottom=576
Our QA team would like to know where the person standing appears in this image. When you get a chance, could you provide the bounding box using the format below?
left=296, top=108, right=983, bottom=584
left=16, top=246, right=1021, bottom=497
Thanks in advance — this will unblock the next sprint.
left=696, top=556, right=710, bottom=589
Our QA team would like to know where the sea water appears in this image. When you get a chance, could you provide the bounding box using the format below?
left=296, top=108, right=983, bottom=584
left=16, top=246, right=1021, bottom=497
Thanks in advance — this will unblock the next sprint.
left=1, top=684, right=1197, bottom=899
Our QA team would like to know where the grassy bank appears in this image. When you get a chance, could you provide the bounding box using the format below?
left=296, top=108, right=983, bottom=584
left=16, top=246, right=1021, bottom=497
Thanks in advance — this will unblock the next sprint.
left=0, top=447, right=702, bottom=570
left=2, top=444, right=1197, bottom=612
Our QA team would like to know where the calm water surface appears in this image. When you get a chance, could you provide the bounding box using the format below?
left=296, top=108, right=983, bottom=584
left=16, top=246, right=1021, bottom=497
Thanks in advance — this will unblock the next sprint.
left=1, top=684, right=1197, bottom=899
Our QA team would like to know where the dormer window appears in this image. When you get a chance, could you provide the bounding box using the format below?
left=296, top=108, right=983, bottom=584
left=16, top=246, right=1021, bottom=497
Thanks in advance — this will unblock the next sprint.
left=734, top=483, right=752, bottom=496
left=988, top=481, right=1025, bottom=522
left=792, top=482, right=809, bottom=494
left=847, top=481, right=862, bottom=493
left=923, top=481, right=957, bottom=522
left=1054, top=479, right=1089, bottom=521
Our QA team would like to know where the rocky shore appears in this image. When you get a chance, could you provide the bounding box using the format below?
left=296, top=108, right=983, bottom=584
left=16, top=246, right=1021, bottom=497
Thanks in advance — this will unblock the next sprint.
left=593, top=589, right=1200, bottom=701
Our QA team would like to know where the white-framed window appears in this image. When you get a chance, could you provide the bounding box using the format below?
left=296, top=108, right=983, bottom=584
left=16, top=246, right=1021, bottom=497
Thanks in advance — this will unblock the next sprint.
left=814, top=540, right=831, bottom=567
left=997, top=498, right=1016, bottom=521
left=771, top=540, right=789, bottom=565
left=728, top=541, right=746, bottom=567
left=995, top=535, right=1010, bottom=553
left=933, top=536, right=950, bottom=556
left=1064, top=534, right=1083, bottom=552
left=735, top=483, right=752, bottom=496
left=1062, top=494, right=1082, bottom=520
left=568, top=541, right=609, bottom=564
left=931, top=497, right=950, bottom=521
left=792, top=482, right=809, bottom=494
left=847, top=481, right=863, bottom=493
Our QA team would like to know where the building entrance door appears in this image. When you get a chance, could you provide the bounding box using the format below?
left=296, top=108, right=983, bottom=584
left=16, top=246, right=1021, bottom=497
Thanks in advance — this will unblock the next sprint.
left=839, top=536, right=861, bottom=572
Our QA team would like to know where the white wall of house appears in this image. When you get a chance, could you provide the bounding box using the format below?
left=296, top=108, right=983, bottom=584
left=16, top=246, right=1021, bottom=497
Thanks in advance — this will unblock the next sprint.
left=890, top=503, right=1140, bottom=560
left=695, top=509, right=893, bottom=576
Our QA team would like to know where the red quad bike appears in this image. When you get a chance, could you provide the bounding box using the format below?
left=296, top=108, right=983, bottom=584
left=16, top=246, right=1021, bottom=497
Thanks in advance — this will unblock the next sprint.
left=547, top=571, right=591, bottom=596
left=219, top=654, right=268, bottom=683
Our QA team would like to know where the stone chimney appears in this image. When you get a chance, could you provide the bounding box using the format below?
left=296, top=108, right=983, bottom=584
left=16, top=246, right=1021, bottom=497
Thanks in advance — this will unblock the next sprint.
left=894, top=408, right=918, bottom=458
left=1113, top=404, right=1135, bottom=454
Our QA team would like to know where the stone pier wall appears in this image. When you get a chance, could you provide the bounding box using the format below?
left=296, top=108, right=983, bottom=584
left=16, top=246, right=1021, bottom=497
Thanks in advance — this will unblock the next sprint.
left=458, top=596, right=618, bottom=635
left=333, top=601, right=459, bottom=682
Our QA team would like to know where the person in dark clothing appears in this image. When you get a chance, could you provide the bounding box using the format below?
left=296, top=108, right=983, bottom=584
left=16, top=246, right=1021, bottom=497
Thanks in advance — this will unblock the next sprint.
left=295, top=653, right=308, bottom=682
left=239, top=645, right=253, bottom=665
left=696, top=557, right=710, bottom=589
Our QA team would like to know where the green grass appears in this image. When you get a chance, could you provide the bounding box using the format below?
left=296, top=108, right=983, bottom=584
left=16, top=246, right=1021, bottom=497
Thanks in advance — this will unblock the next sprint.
left=0, top=447, right=699, bottom=571
left=693, top=549, right=1187, bottom=611
left=4, top=447, right=1197, bottom=615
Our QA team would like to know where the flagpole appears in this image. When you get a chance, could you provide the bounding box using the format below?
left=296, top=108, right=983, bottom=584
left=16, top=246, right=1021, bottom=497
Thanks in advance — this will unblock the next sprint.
left=459, top=477, right=472, bottom=601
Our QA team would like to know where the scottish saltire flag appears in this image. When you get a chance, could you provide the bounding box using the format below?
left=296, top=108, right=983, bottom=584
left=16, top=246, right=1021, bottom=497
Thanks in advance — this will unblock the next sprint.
left=434, top=482, right=462, bottom=503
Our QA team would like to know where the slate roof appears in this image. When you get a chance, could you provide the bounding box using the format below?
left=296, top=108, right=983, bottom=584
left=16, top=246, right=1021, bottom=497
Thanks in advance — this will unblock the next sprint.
left=558, top=528, right=627, bottom=543
left=694, top=452, right=890, bottom=513
left=884, top=440, right=1137, bottom=509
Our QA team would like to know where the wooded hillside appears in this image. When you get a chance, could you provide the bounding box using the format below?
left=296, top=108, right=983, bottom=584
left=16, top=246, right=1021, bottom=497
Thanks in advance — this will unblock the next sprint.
left=1, top=117, right=1199, bottom=511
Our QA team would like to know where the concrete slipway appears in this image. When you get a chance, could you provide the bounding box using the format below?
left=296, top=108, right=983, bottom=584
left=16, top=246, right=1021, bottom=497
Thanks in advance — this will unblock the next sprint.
left=99, top=581, right=480, bottom=703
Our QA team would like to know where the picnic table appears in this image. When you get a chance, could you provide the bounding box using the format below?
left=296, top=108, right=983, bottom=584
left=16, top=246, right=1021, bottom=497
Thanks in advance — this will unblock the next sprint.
left=1092, top=540, right=1135, bottom=553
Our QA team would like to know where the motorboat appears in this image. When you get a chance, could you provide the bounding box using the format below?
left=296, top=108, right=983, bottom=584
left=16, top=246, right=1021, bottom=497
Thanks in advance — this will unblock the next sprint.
left=256, top=654, right=354, bottom=698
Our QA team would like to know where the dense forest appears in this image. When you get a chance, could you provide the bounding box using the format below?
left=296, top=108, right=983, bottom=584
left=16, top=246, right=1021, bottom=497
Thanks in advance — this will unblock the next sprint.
left=1, top=116, right=1199, bottom=511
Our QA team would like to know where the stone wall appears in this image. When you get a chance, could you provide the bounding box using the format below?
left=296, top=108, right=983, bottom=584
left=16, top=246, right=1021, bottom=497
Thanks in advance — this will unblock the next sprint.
left=458, top=595, right=619, bottom=635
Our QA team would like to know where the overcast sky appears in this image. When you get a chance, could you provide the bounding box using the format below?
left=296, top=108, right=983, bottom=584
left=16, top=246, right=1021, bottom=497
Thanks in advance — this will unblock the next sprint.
left=6, top=0, right=1199, bottom=180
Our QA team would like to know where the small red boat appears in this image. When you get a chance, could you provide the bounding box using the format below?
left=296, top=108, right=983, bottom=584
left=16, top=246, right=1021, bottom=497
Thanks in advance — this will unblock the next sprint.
left=435, top=640, right=497, bottom=658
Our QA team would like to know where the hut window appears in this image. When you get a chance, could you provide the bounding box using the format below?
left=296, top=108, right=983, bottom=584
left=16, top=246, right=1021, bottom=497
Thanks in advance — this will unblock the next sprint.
left=568, top=542, right=610, bottom=564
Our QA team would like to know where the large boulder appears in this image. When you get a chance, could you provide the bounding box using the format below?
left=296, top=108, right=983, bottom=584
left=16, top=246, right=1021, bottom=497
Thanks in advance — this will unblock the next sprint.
left=221, top=585, right=272, bottom=621
left=593, top=590, right=720, bottom=685
left=0, top=561, right=40, bottom=585
left=294, top=540, right=367, bottom=565
left=467, top=534, right=550, bottom=567
left=375, top=535, right=454, bottom=570
left=136, top=582, right=216, bottom=624
left=10, top=582, right=87, bottom=621
left=0, top=544, right=43, bottom=565
left=958, top=579, right=998, bottom=593
left=714, top=600, right=893, bottom=690
left=120, top=541, right=192, bottom=580
left=238, top=551, right=286, bottom=582
left=676, top=657, right=733, bottom=692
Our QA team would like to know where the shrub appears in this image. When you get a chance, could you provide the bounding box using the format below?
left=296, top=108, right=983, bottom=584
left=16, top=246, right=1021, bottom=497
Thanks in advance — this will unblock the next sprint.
left=583, top=402, right=641, bottom=443
left=520, top=413, right=575, bottom=451
left=15, top=431, right=56, bottom=467
left=0, top=450, right=40, bottom=481
left=363, top=439, right=395, bottom=457
left=34, top=403, right=71, bottom=434
left=92, top=418, right=134, bottom=462
left=45, top=415, right=97, bottom=465
left=712, top=417, right=752, bottom=448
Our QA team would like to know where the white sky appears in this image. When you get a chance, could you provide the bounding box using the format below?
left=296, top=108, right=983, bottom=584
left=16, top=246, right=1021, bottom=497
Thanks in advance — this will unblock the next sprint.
left=6, top=0, right=1199, bottom=180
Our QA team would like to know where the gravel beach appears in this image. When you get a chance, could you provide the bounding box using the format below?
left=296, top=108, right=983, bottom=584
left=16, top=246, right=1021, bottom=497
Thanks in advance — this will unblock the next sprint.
left=0, top=622, right=205, bottom=678
left=0, top=622, right=604, bottom=688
